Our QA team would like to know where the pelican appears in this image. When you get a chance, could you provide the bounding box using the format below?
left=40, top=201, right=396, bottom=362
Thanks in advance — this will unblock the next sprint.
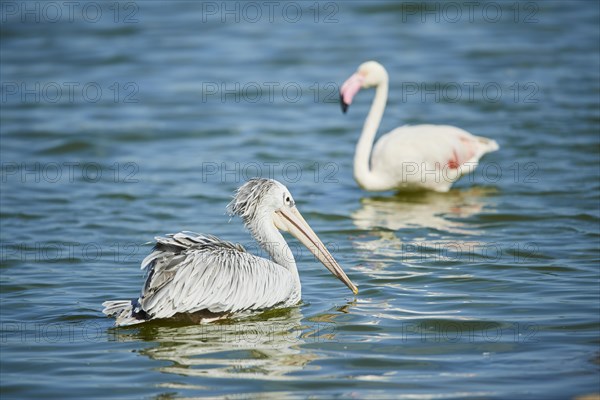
left=102, top=178, right=358, bottom=326
left=340, top=60, right=499, bottom=192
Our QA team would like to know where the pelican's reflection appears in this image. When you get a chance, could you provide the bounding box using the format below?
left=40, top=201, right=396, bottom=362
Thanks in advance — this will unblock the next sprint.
left=108, top=305, right=350, bottom=384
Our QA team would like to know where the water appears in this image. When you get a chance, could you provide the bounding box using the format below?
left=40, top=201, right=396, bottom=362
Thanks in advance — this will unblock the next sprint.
left=1, top=1, right=599, bottom=398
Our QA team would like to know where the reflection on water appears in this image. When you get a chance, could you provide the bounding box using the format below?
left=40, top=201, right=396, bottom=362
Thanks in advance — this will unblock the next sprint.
left=351, top=187, right=497, bottom=268
left=351, top=187, right=496, bottom=234
left=109, top=307, right=325, bottom=383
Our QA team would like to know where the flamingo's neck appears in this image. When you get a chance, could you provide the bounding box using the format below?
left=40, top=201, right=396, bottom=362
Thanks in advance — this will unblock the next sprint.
left=354, top=78, right=390, bottom=191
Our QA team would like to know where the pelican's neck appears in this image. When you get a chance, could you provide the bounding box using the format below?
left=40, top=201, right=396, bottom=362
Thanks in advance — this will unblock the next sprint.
left=354, top=78, right=390, bottom=191
left=248, top=217, right=300, bottom=282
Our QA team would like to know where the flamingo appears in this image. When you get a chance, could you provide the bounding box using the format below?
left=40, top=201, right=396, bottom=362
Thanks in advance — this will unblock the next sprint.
left=340, top=61, right=499, bottom=192
left=103, top=178, right=358, bottom=326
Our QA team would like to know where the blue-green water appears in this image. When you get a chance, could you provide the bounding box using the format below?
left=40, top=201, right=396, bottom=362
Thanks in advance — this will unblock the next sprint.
left=1, top=1, right=599, bottom=398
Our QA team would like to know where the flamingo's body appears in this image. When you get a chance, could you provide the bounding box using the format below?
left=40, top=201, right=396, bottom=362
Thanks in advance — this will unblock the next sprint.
left=340, top=61, right=499, bottom=192
left=103, top=179, right=357, bottom=327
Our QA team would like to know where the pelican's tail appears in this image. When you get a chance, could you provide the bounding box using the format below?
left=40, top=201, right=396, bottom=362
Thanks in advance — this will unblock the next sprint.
left=102, top=300, right=145, bottom=327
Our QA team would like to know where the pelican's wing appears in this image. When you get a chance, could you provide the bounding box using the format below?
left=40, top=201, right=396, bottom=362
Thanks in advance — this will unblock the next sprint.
left=138, top=232, right=296, bottom=320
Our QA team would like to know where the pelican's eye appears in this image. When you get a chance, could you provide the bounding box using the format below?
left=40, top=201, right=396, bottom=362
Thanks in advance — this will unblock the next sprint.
left=284, top=194, right=294, bottom=207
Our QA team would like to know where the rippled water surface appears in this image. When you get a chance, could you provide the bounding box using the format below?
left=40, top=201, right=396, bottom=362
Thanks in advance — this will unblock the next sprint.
left=1, top=1, right=599, bottom=399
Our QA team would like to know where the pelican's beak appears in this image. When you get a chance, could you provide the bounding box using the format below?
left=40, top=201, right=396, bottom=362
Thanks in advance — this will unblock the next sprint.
left=275, top=207, right=358, bottom=295
left=339, top=72, right=364, bottom=114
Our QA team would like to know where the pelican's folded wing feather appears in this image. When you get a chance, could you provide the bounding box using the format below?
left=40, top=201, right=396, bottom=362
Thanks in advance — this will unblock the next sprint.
left=138, top=232, right=294, bottom=320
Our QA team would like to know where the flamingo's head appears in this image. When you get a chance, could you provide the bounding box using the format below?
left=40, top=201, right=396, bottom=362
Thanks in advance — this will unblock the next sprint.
left=340, top=61, right=389, bottom=113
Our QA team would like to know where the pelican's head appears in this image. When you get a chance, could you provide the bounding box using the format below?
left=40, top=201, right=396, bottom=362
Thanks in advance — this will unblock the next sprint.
left=228, top=178, right=358, bottom=295
left=340, top=60, right=389, bottom=113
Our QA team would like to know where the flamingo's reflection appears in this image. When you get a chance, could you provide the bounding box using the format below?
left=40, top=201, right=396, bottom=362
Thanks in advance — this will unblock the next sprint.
left=351, top=187, right=496, bottom=264
left=350, top=188, right=497, bottom=321
left=353, top=187, right=496, bottom=233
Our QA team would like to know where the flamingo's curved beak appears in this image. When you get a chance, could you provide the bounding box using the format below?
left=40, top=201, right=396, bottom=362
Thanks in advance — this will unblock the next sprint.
left=274, top=206, right=358, bottom=295
left=340, top=73, right=365, bottom=114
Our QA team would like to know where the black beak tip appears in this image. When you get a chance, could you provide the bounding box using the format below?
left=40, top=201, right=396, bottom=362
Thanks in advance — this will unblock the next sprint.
left=340, top=94, right=349, bottom=114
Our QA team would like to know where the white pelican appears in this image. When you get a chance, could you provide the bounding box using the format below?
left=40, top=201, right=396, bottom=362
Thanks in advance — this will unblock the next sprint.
left=103, top=178, right=358, bottom=326
left=340, top=60, right=499, bottom=192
